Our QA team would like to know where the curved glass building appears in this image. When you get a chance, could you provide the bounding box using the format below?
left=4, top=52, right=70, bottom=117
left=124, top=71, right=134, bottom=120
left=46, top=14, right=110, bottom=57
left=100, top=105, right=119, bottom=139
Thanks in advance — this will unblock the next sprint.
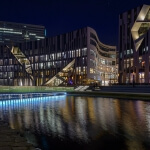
left=88, top=27, right=117, bottom=86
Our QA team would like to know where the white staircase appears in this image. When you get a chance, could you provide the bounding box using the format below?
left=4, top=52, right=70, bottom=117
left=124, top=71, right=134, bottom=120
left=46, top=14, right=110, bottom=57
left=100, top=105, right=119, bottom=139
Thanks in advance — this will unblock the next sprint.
left=80, top=86, right=89, bottom=91
left=75, top=86, right=89, bottom=91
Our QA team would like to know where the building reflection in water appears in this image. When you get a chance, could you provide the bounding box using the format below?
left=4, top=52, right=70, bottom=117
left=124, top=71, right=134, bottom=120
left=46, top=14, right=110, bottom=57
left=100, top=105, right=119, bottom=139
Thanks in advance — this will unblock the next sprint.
left=0, top=95, right=150, bottom=149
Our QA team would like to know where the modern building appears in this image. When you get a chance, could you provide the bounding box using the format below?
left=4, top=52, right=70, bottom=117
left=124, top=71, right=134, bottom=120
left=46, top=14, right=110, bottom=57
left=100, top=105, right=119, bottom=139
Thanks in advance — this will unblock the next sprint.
left=118, top=4, right=150, bottom=84
left=0, top=21, right=45, bottom=45
left=0, top=27, right=117, bottom=86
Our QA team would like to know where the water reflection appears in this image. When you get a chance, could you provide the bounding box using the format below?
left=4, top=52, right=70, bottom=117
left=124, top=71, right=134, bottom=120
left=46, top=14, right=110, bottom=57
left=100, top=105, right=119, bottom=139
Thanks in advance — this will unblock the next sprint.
left=0, top=95, right=150, bottom=149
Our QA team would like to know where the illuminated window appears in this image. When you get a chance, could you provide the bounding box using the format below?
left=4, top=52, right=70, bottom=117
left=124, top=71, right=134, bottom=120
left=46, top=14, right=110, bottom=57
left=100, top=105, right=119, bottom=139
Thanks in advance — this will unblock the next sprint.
left=90, top=49, right=96, bottom=57
left=76, top=49, right=79, bottom=57
left=45, top=55, right=48, bottom=61
left=79, top=49, right=81, bottom=57
left=82, top=48, right=87, bottom=56
left=101, top=59, right=105, bottom=65
left=90, top=68, right=94, bottom=73
left=127, top=49, right=130, bottom=55
left=35, top=56, right=38, bottom=62
left=0, top=60, right=3, bottom=65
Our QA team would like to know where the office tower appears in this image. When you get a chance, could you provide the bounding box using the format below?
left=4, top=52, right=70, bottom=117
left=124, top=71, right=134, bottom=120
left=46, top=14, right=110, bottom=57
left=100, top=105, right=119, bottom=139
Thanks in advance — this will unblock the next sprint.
left=0, top=21, right=45, bottom=45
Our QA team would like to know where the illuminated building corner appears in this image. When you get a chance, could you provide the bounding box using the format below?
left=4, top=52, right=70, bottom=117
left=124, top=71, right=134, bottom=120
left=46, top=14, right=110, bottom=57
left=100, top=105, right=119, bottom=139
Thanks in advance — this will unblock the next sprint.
left=131, top=5, right=150, bottom=51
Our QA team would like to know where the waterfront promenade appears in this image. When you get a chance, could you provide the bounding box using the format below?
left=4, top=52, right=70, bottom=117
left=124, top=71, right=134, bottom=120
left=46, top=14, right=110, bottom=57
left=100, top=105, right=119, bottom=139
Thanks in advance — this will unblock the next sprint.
left=0, top=121, right=35, bottom=150
left=69, top=85, right=150, bottom=100
left=0, top=85, right=149, bottom=149
left=0, top=85, right=150, bottom=100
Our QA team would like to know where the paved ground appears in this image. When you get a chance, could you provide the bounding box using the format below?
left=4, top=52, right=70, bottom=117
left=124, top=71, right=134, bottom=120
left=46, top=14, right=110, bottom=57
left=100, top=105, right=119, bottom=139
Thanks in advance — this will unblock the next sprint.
left=0, top=121, right=35, bottom=150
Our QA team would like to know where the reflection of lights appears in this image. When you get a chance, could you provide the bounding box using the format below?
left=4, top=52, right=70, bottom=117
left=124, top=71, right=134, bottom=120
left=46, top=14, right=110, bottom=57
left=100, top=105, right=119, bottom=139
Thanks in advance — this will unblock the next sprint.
left=0, top=94, right=66, bottom=108
left=87, top=98, right=96, bottom=123
left=0, top=93, right=66, bottom=134
left=2, top=94, right=150, bottom=146
left=145, top=104, right=150, bottom=135
left=134, top=101, right=145, bottom=119
left=76, top=97, right=87, bottom=125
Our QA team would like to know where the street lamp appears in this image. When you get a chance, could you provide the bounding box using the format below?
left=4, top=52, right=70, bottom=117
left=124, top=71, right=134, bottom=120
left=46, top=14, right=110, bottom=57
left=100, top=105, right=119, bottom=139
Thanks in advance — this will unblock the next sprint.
left=133, top=72, right=135, bottom=87
left=55, top=62, right=58, bottom=74
left=104, top=72, right=105, bottom=86
left=41, top=73, right=43, bottom=84
left=117, top=74, right=119, bottom=84
left=41, top=73, right=43, bottom=91
left=109, top=72, right=111, bottom=86
left=9, top=77, right=10, bottom=91
left=81, top=72, right=83, bottom=85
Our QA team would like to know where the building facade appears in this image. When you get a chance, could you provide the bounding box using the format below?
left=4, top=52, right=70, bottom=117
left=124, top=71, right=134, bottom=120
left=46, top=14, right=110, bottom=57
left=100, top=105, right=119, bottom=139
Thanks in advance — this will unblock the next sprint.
left=0, top=21, right=45, bottom=45
left=0, top=27, right=117, bottom=86
left=119, top=4, right=150, bottom=84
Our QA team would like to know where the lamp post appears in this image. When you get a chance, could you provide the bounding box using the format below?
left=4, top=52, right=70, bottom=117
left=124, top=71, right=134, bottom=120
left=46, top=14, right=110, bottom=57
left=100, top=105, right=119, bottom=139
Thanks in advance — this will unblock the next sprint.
left=117, top=74, right=119, bottom=84
left=81, top=72, right=83, bottom=85
left=41, top=73, right=43, bottom=85
left=55, top=62, right=58, bottom=74
left=133, top=72, right=135, bottom=87
left=109, top=73, right=111, bottom=86
left=41, top=73, right=43, bottom=91
left=9, top=77, right=10, bottom=91
left=54, top=62, right=57, bottom=86
left=104, top=72, right=105, bottom=86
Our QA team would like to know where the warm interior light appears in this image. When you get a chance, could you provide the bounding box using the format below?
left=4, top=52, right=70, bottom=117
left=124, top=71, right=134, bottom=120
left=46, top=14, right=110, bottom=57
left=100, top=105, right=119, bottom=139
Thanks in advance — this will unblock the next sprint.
left=140, top=15, right=145, bottom=20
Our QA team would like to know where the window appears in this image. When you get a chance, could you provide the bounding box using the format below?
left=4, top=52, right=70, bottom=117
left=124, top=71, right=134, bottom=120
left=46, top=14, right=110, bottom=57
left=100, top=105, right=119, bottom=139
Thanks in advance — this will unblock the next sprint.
left=0, top=60, right=3, bottom=65
left=82, top=48, right=87, bottom=56
left=90, top=49, right=96, bottom=57
left=90, top=33, right=97, bottom=42
left=120, top=52, right=122, bottom=58
left=90, top=68, right=94, bottom=73
left=90, top=39, right=97, bottom=47
left=112, top=61, right=115, bottom=65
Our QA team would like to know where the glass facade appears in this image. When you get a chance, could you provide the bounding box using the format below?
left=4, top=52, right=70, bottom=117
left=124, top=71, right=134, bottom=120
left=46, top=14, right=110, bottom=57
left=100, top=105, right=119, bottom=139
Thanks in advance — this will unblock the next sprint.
left=0, top=27, right=117, bottom=86
left=0, top=21, right=45, bottom=45
left=89, top=28, right=117, bottom=86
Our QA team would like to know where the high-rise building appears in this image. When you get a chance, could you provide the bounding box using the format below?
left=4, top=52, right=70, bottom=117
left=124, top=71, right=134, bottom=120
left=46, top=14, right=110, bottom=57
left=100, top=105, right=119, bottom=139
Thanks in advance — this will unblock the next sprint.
left=0, top=21, right=45, bottom=45
left=0, top=27, right=117, bottom=86
left=119, top=4, right=150, bottom=84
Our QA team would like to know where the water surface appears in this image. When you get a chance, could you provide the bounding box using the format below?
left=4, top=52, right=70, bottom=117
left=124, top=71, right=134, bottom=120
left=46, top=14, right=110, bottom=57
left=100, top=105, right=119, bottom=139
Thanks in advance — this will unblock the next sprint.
left=0, top=94, right=150, bottom=150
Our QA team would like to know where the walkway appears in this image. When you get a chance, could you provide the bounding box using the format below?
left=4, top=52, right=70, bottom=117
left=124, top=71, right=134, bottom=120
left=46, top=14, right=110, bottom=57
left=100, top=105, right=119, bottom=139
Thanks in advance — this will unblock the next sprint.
left=0, top=121, right=35, bottom=150
left=99, top=85, right=150, bottom=93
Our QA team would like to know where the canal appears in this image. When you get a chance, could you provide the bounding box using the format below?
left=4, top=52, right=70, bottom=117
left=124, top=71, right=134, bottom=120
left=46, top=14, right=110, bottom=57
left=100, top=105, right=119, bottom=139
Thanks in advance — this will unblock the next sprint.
left=0, top=94, right=150, bottom=150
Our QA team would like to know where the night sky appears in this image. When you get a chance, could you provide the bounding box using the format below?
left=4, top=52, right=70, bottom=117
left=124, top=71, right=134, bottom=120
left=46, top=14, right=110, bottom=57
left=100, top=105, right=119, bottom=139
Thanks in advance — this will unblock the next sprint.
left=0, top=0, right=149, bottom=45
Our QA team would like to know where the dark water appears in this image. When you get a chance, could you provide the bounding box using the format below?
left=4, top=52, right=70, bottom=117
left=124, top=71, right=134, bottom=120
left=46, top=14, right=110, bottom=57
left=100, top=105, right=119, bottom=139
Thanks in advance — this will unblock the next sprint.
left=0, top=93, right=150, bottom=150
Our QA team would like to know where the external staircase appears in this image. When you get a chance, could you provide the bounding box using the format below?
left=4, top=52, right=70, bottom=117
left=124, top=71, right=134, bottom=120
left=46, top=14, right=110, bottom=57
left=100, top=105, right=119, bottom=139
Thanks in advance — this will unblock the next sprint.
left=45, top=59, right=75, bottom=86
left=11, top=46, right=33, bottom=80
